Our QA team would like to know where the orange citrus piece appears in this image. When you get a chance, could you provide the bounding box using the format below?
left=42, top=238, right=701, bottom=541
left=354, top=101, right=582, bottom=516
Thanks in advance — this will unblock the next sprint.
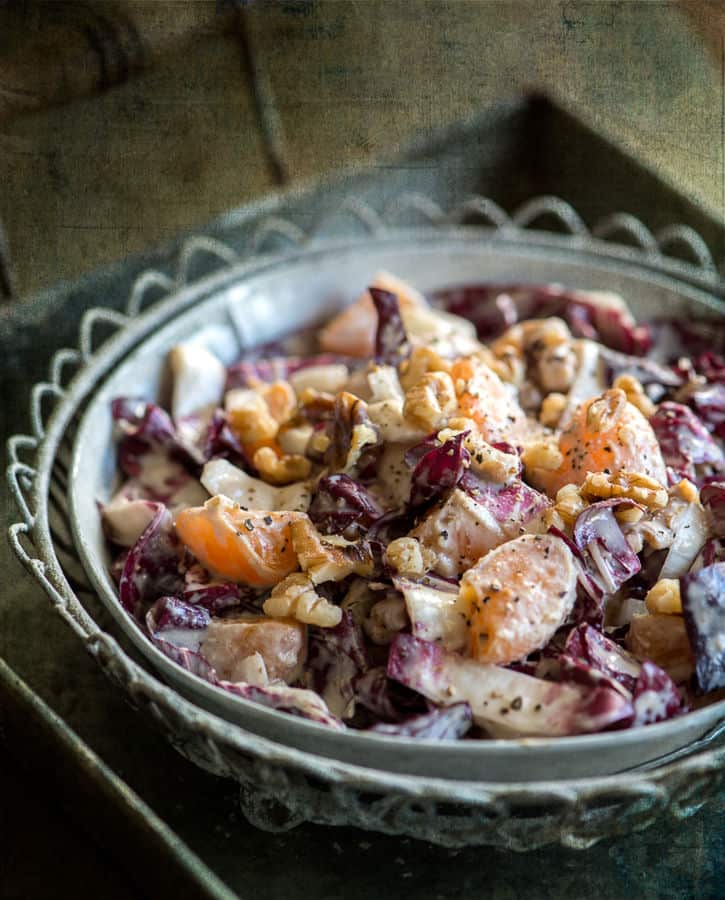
left=460, top=533, right=577, bottom=665
left=175, top=495, right=303, bottom=587
left=450, top=356, right=528, bottom=444
left=532, top=389, right=667, bottom=497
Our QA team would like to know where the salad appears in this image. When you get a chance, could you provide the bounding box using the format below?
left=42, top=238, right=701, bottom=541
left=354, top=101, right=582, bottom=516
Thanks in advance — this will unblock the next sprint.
left=102, top=273, right=725, bottom=740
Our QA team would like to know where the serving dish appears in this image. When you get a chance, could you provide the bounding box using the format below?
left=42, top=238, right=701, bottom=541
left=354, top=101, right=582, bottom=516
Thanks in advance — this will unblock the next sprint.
left=8, top=195, right=725, bottom=847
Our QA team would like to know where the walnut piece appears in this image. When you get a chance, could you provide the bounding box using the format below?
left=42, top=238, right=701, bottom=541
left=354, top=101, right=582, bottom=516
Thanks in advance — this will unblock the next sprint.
left=403, top=371, right=457, bottom=431
left=384, top=537, right=436, bottom=577
left=522, top=438, right=564, bottom=472
left=264, top=572, right=342, bottom=627
left=253, top=446, right=311, bottom=486
left=438, top=419, right=520, bottom=483
left=585, top=388, right=627, bottom=432
left=613, top=374, right=656, bottom=418
left=580, top=470, right=668, bottom=510
left=399, top=346, right=451, bottom=391
left=539, top=392, right=567, bottom=428
left=645, top=578, right=682, bottom=616
left=225, top=388, right=279, bottom=443
left=291, top=518, right=376, bottom=584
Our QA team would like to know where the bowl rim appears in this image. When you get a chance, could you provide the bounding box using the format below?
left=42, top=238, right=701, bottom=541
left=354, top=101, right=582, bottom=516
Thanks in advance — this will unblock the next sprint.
left=64, top=226, right=725, bottom=769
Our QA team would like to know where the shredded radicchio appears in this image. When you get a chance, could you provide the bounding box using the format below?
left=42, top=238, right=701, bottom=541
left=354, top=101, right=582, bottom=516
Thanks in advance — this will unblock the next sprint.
left=431, top=283, right=651, bottom=354
left=681, top=562, right=725, bottom=693
left=407, top=432, right=470, bottom=508
left=370, top=287, right=411, bottom=365
left=118, top=507, right=184, bottom=620
left=572, top=499, right=642, bottom=595
left=367, top=703, right=473, bottom=740
left=308, top=473, right=384, bottom=538
left=650, top=402, right=724, bottom=481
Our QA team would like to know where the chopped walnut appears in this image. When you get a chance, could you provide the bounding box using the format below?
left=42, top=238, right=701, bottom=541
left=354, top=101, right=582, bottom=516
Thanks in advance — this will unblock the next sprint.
left=580, top=470, right=667, bottom=510
left=553, top=483, right=588, bottom=526
left=645, top=579, right=682, bottom=616
left=612, top=374, right=656, bottom=418
left=264, top=572, right=343, bottom=627
left=438, top=421, right=520, bottom=483
left=261, top=381, right=297, bottom=424
left=585, top=388, right=627, bottom=432
left=277, top=423, right=314, bottom=456
left=403, top=370, right=457, bottom=431
left=399, top=346, right=451, bottom=391
left=253, top=446, right=312, bottom=486
left=291, top=518, right=376, bottom=584
left=225, top=388, right=279, bottom=444
left=364, top=596, right=409, bottom=645
left=298, top=387, right=336, bottom=419
left=539, top=392, right=567, bottom=428
left=522, top=439, right=564, bottom=472
left=384, top=537, right=436, bottom=577
left=675, top=478, right=699, bottom=504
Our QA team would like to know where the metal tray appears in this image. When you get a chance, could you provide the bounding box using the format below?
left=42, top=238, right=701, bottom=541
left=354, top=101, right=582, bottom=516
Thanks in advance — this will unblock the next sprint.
left=8, top=193, right=725, bottom=848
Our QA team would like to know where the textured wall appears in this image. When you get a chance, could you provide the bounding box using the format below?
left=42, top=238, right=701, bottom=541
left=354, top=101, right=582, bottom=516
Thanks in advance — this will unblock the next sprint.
left=0, top=0, right=721, bottom=297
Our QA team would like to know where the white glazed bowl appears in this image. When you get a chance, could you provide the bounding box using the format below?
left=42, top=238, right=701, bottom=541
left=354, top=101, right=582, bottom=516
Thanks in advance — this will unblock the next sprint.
left=69, top=229, right=725, bottom=782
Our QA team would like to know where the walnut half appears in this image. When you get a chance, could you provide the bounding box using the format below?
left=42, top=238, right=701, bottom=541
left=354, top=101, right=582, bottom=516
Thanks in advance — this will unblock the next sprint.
left=264, top=572, right=342, bottom=627
left=580, top=470, right=667, bottom=510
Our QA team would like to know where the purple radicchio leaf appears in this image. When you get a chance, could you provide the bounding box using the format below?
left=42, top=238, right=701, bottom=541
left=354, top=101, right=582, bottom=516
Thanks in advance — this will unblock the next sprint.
left=112, top=397, right=184, bottom=476
left=369, top=287, right=411, bottom=366
left=701, top=479, right=725, bottom=538
left=145, top=596, right=216, bottom=681
left=680, top=561, right=725, bottom=693
left=460, top=469, right=550, bottom=525
left=201, top=408, right=246, bottom=463
left=226, top=353, right=357, bottom=390
left=431, top=283, right=651, bottom=354
left=221, top=681, right=344, bottom=729
left=182, top=582, right=242, bottom=614
left=690, top=537, right=725, bottom=572
left=693, top=351, right=725, bottom=384
left=305, top=610, right=369, bottom=719
left=387, top=633, right=633, bottom=736
left=547, top=526, right=604, bottom=621
left=631, top=661, right=687, bottom=726
left=556, top=653, right=632, bottom=699
left=118, top=506, right=184, bottom=620
left=308, top=473, right=385, bottom=539
left=146, top=596, right=210, bottom=646
left=572, top=499, right=643, bottom=595
left=649, top=402, right=723, bottom=481
left=367, top=702, right=473, bottom=740
left=564, top=623, right=642, bottom=693
left=353, top=665, right=429, bottom=723
left=599, top=346, right=683, bottom=402
left=406, top=432, right=470, bottom=508
left=687, top=382, right=725, bottom=440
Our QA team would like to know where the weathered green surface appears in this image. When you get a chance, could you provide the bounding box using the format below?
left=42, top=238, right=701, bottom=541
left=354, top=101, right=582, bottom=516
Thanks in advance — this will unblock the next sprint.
left=0, top=1, right=722, bottom=297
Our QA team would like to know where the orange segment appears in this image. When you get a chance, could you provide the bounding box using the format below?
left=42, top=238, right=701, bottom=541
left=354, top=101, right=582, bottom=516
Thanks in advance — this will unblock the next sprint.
left=175, top=495, right=304, bottom=587
left=319, top=272, right=425, bottom=358
left=450, top=356, right=528, bottom=444
left=460, top=533, right=577, bottom=665
left=531, top=389, right=667, bottom=498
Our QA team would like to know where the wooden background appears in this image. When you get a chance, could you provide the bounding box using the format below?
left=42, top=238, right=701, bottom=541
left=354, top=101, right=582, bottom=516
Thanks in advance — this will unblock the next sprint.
left=0, top=1, right=722, bottom=296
